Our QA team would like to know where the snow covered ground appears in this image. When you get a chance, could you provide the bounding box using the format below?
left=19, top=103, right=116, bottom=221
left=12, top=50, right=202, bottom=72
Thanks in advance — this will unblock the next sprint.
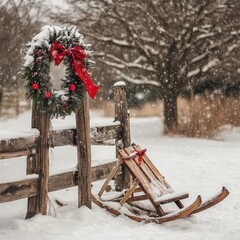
left=0, top=110, right=240, bottom=240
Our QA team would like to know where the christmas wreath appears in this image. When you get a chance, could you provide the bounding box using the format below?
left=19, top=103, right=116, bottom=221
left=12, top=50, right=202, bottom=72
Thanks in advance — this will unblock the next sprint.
left=21, top=25, right=99, bottom=118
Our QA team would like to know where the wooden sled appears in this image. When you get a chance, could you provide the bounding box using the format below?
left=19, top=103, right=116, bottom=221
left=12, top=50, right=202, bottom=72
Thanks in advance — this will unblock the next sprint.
left=92, top=144, right=229, bottom=224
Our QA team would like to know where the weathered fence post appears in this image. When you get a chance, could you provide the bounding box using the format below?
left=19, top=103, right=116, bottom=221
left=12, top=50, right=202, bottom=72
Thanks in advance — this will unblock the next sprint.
left=75, top=91, right=92, bottom=209
left=38, top=111, right=50, bottom=214
left=26, top=104, right=50, bottom=218
left=114, top=81, right=131, bottom=189
left=26, top=104, right=39, bottom=218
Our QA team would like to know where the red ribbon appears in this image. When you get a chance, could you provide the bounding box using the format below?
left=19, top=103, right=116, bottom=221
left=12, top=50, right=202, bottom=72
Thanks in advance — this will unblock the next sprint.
left=122, top=149, right=147, bottom=166
left=50, top=41, right=99, bottom=99
left=135, top=149, right=147, bottom=165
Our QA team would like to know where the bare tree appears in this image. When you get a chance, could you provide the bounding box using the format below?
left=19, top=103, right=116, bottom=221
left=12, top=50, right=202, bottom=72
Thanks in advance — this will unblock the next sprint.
left=0, top=0, right=43, bottom=91
left=54, top=0, right=240, bottom=133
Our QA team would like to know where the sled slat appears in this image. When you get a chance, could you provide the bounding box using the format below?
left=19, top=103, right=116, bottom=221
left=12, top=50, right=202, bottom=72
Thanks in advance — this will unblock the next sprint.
left=119, top=148, right=166, bottom=216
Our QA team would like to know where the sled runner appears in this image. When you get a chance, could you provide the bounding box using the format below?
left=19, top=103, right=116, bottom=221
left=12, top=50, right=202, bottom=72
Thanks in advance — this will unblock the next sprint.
left=92, top=144, right=229, bottom=224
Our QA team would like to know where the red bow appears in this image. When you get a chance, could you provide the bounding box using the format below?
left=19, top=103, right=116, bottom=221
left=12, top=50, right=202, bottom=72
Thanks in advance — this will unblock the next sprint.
left=50, top=41, right=99, bottom=99
left=135, top=149, right=147, bottom=165
left=122, top=148, right=147, bottom=166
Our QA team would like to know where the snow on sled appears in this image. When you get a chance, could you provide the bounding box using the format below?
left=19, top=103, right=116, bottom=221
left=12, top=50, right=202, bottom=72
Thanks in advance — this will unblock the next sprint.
left=92, top=144, right=229, bottom=224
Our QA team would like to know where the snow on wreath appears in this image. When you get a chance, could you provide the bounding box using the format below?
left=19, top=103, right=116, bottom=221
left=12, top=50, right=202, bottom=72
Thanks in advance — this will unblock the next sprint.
left=21, top=25, right=99, bottom=118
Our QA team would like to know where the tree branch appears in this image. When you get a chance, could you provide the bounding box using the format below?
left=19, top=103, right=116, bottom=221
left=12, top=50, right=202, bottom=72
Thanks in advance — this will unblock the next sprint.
left=114, top=69, right=160, bottom=86
left=95, top=53, right=157, bottom=73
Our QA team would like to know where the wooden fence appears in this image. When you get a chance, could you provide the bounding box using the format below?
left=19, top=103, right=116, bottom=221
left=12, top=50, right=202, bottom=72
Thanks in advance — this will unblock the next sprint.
left=0, top=83, right=130, bottom=218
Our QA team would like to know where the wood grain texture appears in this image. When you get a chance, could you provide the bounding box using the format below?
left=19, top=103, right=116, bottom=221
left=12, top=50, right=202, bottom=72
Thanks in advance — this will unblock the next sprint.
left=0, top=124, right=121, bottom=155
left=38, top=112, right=50, bottom=215
left=114, top=84, right=131, bottom=147
left=76, top=92, right=92, bottom=209
left=191, top=187, right=229, bottom=214
left=26, top=105, right=40, bottom=219
left=0, top=150, right=31, bottom=160
left=0, top=178, right=37, bottom=203
left=91, top=194, right=202, bottom=224
left=0, top=136, right=36, bottom=153
left=114, top=84, right=131, bottom=189
left=0, top=160, right=117, bottom=204
left=98, top=159, right=122, bottom=197
left=119, top=148, right=165, bottom=216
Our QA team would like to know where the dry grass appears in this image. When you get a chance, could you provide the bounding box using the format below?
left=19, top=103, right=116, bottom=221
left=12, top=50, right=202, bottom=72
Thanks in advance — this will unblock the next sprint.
left=101, top=92, right=240, bottom=138
left=130, top=102, right=164, bottom=117
left=178, top=93, right=240, bottom=138
left=102, top=101, right=164, bottom=117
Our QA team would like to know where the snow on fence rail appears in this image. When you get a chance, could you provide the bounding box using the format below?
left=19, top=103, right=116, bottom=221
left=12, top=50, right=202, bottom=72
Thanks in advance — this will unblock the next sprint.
left=0, top=83, right=130, bottom=219
left=0, top=123, right=122, bottom=157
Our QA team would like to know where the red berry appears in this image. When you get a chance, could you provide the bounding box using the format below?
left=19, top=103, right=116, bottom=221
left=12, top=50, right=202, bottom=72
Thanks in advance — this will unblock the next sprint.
left=45, top=91, right=51, bottom=99
left=32, top=83, right=39, bottom=90
left=69, top=83, right=76, bottom=91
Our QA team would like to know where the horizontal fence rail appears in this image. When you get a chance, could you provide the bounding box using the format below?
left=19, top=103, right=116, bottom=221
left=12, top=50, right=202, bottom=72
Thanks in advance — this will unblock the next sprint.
left=0, top=160, right=117, bottom=204
left=0, top=122, right=122, bottom=159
